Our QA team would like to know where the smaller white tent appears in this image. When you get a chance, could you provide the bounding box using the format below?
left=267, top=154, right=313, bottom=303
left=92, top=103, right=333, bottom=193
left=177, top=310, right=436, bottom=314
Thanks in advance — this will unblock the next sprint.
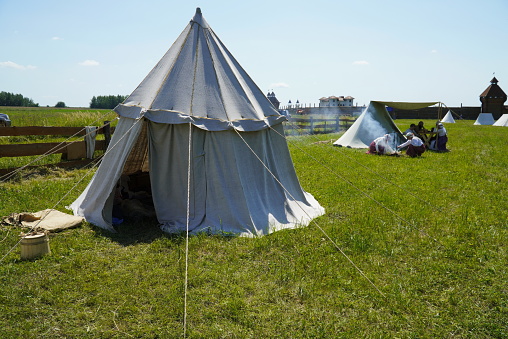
left=493, top=114, right=508, bottom=127
left=440, top=110, right=455, bottom=123
left=333, top=101, right=438, bottom=149
left=474, top=113, right=495, bottom=125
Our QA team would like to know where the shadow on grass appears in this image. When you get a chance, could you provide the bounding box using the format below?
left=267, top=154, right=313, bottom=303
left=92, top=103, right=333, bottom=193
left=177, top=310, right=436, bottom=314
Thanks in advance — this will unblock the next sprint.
left=89, top=217, right=238, bottom=247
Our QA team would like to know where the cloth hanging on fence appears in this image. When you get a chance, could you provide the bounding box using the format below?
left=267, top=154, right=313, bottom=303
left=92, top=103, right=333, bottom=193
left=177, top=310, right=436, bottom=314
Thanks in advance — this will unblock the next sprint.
left=85, top=126, right=97, bottom=159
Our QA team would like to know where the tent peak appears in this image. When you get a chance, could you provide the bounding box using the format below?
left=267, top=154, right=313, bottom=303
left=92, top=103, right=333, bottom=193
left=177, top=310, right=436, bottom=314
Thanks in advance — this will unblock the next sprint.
left=192, top=7, right=208, bottom=28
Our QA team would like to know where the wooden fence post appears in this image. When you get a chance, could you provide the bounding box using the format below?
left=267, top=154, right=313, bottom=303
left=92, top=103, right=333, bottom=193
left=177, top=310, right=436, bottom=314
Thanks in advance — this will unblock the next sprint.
left=310, top=116, right=314, bottom=134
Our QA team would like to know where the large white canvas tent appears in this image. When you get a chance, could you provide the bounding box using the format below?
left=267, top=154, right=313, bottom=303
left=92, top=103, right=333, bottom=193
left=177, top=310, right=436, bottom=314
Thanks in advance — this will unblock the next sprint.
left=440, top=110, right=456, bottom=123
left=474, top=113, right=495, bottom=125
left=333, top=101, right=438, bottom=149
left=493, top=114, right=508, bottom=126
left=70, top=8, right=324, bottom=237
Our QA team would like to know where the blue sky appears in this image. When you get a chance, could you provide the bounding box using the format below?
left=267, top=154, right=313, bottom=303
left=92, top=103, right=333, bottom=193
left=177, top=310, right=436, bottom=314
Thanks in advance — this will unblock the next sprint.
left=1, top=0, right=507, bottom=108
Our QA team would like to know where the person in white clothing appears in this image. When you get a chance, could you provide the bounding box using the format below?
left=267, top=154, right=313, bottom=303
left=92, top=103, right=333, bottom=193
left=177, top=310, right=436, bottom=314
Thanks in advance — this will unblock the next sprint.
left=367, top=134, right=396, bottom=155
left=397, top=132, right=426, bottom=157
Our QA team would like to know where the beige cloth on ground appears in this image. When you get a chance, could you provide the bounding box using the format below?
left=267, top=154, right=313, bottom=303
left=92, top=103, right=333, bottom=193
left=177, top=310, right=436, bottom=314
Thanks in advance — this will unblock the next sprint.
left=3, top=209, right=83, bottom=232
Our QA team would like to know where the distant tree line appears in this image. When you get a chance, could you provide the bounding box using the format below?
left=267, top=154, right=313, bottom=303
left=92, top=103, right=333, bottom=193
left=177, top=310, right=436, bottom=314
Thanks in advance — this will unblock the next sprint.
left=90, top=95, right=127, bottom=109
left=0, top=91, right=39, bottom=107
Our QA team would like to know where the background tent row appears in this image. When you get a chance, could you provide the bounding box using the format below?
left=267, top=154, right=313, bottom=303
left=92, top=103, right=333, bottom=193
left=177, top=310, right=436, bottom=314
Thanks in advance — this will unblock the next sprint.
left=70, top=8, right=324, bottom=237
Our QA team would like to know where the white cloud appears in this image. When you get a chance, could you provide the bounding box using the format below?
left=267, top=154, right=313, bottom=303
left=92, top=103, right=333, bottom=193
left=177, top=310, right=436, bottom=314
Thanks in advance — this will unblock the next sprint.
left=431, top=49, right=438, bottom=53
left=0, top=61, right=36, bottom=70
left=52, top=36, right=63, bottom=40
left=352, top=60, right=369, bottom=65
left=270, top=82, right=290, bottom=88
left=79, top=60, right=100, bottom=66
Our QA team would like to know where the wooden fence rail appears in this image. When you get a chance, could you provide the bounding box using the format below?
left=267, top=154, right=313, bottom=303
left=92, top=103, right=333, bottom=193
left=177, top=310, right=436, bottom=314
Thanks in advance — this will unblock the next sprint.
left=284, top=117, right=355, bottom=134
left=0, top=122, right=113, bottom=175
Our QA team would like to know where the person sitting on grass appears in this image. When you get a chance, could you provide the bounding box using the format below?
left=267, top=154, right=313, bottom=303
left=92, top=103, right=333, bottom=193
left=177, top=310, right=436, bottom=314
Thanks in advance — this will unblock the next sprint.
left=397, top=132, right=426, bottom=157
left=367, top=134, right=397, bottom=155
left=414, top=121, right=428, bottom=138
left=404, top=124, right=417, bottom=136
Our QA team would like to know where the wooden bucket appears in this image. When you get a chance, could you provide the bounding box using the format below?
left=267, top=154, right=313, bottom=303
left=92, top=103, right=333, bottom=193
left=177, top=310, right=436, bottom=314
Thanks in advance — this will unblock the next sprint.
left=20, top=233, right=50, bottom=260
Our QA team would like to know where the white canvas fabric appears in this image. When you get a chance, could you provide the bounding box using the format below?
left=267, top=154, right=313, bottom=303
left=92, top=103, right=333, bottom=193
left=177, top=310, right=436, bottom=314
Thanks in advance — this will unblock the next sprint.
left=115, top=8, right=284, bottom=132
left=333, top=101, right=407, bottom=148
left=440, top=111, right=456, bottom=123
left=474, top=113, right=495, bottom=125
left=493, top=114, right=508, bottom=126
left=70, top=8, right=324, bottom=236
left=70, top=117, right=145, bottom=232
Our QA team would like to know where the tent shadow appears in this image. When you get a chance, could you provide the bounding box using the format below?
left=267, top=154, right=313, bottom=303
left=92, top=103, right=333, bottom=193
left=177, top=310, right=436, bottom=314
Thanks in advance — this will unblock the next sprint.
left=89, top=217, right=172, bottom=246
left=89, top=217, right=239, bottom=246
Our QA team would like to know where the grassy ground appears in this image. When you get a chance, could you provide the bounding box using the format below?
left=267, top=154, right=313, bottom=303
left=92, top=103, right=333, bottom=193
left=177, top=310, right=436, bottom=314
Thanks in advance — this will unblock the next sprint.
left=0, top=116, right=507, bottom=338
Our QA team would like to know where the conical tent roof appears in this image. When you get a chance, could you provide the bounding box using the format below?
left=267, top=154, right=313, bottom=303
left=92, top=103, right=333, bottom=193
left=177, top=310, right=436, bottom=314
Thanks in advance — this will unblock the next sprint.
left=474, top=113, right=495, bottom=125
left=115, top=8, right=284, bottom=132
left=441, top=110, right=455, bottom=123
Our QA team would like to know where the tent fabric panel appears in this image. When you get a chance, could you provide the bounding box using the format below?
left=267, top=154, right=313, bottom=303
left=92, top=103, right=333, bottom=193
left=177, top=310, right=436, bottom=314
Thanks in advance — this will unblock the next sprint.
left=189, top=27, right=228, bottom=118
left=150, top=26, right=199, bottom=113
left=334, top=101, right=405, bottom=149
left=69, top=117, right=145, bottom=231
left=145, top=110, right=286, bottom=132
left=148, top=122, right=206, bottom=227
left=474, top=113, right=495, bottom=125
left=121, top=25, right=192, bottom=108
left=149, top=123, right=324, bottom=236
left=493, top=114, right=508, bottom=126
left=373, top=101, right=439, bottom=110
left=205, top=32, right=259, bottom=121
left=212, top=33, right=279, bottom=119
left=440, top=111, right=456, bottom=123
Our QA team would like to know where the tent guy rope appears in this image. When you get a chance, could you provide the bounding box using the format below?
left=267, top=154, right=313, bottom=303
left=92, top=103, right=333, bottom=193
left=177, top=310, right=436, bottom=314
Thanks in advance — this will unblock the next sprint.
left=270, top=124, right=442, bottom=247
left=0, top=110, right=117, bottom=183
left=234, top=129, right=386, bottom=298
left=0, top=117, right=145, bottom=264
left=286, top=120, right=445, bottom=213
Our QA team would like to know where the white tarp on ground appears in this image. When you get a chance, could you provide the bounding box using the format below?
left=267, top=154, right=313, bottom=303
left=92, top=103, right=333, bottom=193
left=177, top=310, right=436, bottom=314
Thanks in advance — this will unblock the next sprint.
left=441, top=110, right=456, bottom=123
left=3, top=209, right=83, bottom=232
left=70, top=8, right=324, bottom=236
left=333, top=101, right=438, bottom=148
left=474, top=113, right=495, bottom=125
left=493, top=114, right=508, bottom=126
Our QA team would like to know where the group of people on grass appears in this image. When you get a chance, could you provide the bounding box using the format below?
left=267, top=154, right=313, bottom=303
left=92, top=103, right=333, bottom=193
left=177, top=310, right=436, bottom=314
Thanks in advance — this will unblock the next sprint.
left=368, top=121, right=448, bottom=157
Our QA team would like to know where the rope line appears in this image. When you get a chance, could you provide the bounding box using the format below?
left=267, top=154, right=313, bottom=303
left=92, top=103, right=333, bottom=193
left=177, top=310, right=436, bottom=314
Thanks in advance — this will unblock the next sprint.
left=285, top=120, right=444, bottom=213
left=0, top=117, right=144, bottom=264
left=234, top=129, right=386, bottom=298
left=271, top=125, right=441, bottom=245
left=0, top=111, right=117, bottom=182
left=183, top=122, right=192, bottom=338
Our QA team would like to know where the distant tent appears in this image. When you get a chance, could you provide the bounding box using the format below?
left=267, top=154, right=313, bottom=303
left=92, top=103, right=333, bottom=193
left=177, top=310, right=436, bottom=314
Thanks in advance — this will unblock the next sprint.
left=333, top=101, right=438, bottom=148
left=474, top=113, right=495, bottom=125
left=441, top=110, right=456, bottom=123
left=70, top=8, right=324, bottom=237
left=493, top=114, right=508, bottom=127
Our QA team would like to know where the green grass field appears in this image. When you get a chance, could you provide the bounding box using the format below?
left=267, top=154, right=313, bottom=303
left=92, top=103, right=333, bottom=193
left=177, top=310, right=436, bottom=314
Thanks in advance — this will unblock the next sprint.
left=0, top=111, right=507, bottom=338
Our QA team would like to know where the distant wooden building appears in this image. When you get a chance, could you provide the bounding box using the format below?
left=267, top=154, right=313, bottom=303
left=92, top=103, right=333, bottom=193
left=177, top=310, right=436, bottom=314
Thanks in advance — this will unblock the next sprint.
left=480, top=77, right=507, bottom=119
left=266, top=91, right=280, bottom=109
